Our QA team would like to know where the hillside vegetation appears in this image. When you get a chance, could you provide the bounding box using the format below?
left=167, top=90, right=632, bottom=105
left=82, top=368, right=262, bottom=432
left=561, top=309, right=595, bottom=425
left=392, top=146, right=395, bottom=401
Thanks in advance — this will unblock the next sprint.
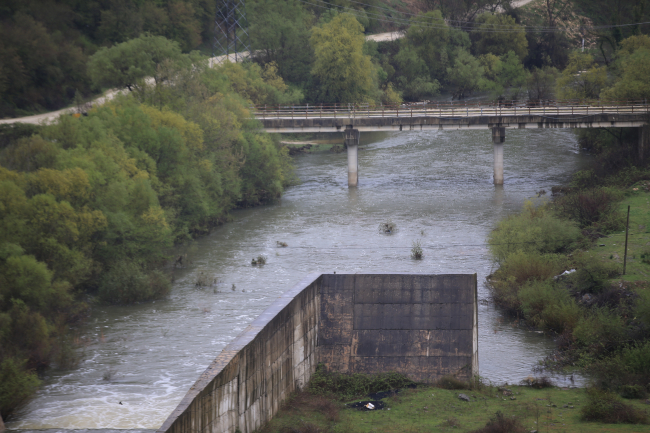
left=3, top=0, right=650, bottom=423
left=0, top=53, right=296, bottom=419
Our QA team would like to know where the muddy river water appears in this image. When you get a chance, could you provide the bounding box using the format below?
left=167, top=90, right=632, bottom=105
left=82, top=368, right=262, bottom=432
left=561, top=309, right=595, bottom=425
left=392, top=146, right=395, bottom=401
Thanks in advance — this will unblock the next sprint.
left=8, top=128, right=590, bottom=431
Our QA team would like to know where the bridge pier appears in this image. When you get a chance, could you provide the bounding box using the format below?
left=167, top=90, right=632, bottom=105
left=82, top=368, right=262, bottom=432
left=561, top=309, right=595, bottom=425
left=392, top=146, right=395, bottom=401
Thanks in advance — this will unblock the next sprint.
left=345, top=127, right=360, bottom=187
left=492, top=127, right=505, bottom=186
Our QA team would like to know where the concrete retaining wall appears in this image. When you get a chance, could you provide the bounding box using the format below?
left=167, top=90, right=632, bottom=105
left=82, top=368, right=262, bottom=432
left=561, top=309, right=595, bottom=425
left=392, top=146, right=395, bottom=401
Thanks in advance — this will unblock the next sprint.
left=158, top=273, right=322, bottom=433
left=158, top=273, right=477, bottom=433
left=319, top=274, right=478, bottom=382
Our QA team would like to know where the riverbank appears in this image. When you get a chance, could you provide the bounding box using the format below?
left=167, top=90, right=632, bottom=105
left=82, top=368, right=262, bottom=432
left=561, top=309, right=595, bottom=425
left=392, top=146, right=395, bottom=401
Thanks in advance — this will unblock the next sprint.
left=259, top=378, right=649, bottom=432
left=486, top=154, right=650, bottom=399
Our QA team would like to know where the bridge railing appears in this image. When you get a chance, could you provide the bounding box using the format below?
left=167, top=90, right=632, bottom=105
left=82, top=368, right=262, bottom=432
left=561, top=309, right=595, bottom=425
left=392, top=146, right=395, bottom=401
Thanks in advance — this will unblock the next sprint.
left=253, top=99, right=650, bottom=119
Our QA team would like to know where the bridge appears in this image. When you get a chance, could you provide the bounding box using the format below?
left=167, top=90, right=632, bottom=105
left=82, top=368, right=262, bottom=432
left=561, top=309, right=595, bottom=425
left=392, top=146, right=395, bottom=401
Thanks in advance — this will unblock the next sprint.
left=255, top=100, right=650, bottom=186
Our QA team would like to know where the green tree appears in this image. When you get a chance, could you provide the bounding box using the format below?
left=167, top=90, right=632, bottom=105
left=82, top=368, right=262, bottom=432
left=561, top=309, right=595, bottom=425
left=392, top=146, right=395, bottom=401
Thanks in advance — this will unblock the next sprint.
left=481, top=51, right=528, bottom=100
left=527, top=65, right=560, bottom=101
left=556, top=52, right=607, bottom=100
left=405, top=10, right=450, bottom=82
left=602, top=48, right=650, bottom=101
left=310, top=13, right=376, bottom=103
left=247, top=0, right=314, bottom=86
left=87, top=35, right=191, bottom=94
left=446, top=50, right=485, bottom=99
left=473, top=13, right=528, bottom=61
left=392, top=44, right=440, bottom=101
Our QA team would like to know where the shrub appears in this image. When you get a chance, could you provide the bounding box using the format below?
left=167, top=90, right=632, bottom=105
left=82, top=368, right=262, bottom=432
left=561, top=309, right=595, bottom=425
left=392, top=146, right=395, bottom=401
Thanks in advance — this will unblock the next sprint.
left=97, top=261, right=170, bottom=304
left=519, top=280, right=582, bottom=333
left=437, top=375, right=469, bottom=390
left=555, top=188, right=624, bottom=232
left=469, top=411, right=527, bottom=433
left=567, top=258, right=620, bottom=294
left=640, top=246, right=650, bottom=265
left=520, top=376, right=555, bottom=389
left=620, top=385, right=648, bottom=399
left=0, top=357, right=40, bottom=419
left=581, top=388, right=648, bottom=423
left=308, top=365, right=413, bottom=400
left=495, top=252, right=564, bottom=286
left=489, top=201, right=580, bottom=263
left=573, top=308, right=627, bottom=349
left=634, top=290, right=650, bottom=327
left=411, top=240, right=423, bottom=260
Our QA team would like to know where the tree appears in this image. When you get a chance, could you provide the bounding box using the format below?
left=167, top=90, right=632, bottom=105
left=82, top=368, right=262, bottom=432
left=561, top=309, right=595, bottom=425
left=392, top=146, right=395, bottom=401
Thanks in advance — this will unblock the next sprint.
left=310, top=13, right=376, bottom=103
left=87, top=35, right=190, bottom=94
left=424, top=0, right=513, bottom=22
left=446, top=50, right=485, bottom=99
left=473, top=14, right=528, bottom=61
left=247, top=0, right=314, bottom=86
left=527, top=65, right=560, bottom=102
left=406, top=10, right=450, bottom=82
left=555, top=52, right=607, bottom=100
left=480, top=51, right=528, bottom=100
left=601, top=41, right=650, bottom=101
left=392, top=44, right=440, bottom=101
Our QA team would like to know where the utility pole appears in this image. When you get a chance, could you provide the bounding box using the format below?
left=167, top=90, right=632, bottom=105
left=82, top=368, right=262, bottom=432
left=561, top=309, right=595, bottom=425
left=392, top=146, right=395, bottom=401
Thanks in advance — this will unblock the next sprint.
left=213, top=0, right=250, bottom=63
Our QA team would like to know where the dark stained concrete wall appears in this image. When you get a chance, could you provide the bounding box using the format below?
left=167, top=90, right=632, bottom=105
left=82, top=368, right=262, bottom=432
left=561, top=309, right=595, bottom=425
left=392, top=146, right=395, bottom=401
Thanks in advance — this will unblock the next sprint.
left=319, top=274, right=478, bottom=382
left=158, top=273, right=477, bottom=433
left=157, top=273, right=322, bottom=433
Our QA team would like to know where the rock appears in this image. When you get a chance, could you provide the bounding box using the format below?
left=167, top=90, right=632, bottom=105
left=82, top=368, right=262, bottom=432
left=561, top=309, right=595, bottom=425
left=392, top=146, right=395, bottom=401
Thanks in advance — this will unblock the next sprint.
left=458, top=393, right=470, bottom=402
left=0, top=414, right=4, bottom=433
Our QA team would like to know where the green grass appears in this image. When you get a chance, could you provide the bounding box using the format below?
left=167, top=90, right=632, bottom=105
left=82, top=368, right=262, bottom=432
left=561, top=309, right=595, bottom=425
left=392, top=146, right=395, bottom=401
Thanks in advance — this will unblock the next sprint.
left=583, top=184, right=650, bottom=282
left=258, top=385, right=649, bottom=433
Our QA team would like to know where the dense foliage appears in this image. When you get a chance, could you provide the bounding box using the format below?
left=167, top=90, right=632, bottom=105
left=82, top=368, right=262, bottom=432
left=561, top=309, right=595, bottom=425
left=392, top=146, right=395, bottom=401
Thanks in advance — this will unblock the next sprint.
left=0, top=39, right=296, bottom=418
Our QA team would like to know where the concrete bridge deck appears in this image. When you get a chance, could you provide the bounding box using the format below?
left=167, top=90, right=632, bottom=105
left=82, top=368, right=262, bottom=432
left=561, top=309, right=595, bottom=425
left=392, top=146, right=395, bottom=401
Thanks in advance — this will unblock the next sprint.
left=255, top=102, right=650, bottom=187
left=256, top=103, right=650, bottom=132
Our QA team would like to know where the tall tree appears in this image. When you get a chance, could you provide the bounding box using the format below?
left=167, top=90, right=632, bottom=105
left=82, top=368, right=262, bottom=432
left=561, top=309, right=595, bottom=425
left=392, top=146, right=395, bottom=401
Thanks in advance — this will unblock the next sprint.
left=310, top=13, right=376, bottom=103
left=473, top=14, right=528, bottom=61
left=555, top=52, right=607, bottom=100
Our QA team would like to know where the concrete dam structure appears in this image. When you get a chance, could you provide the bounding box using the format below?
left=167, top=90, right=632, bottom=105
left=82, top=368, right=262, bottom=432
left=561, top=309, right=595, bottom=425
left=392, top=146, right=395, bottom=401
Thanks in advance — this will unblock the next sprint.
left=158, top=273, right=478, bottom=433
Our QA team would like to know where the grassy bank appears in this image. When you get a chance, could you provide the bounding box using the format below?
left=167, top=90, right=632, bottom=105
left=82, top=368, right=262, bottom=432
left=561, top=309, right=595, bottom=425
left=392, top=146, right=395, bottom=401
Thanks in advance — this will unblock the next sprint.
left=486, top=180, right=650, bottom=396
left=258, top=372, right=649, bottom=433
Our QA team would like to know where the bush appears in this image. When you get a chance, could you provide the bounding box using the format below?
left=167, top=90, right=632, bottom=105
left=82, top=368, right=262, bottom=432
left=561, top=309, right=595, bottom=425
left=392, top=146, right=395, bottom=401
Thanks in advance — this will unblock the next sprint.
left=567, top=258, right=620, bottom=294
left=494, top=252, right=563, bottom=286
left=581, top=388, right=648, bottom=424
left=469, top=411, right=527, bottom=433
left=437, top=375, right=469, bottom=390
left=555, top=188, right=624, bottom=232
left=520, top=376, right=555, bottom=389
left=620, top=385, right=648, bottom=399
left=573, top=308, right=627, bottom=349
left=410, top=240, right=423, bottom=260
left=308, top=365, right=414, bottom=400
left=489, top=201, right=580, bottom=263
left=97, top=261, right=171, bottom=304
left=519, top=280, right=581, bottom=334
left=0, top=357, right=40, bottom=419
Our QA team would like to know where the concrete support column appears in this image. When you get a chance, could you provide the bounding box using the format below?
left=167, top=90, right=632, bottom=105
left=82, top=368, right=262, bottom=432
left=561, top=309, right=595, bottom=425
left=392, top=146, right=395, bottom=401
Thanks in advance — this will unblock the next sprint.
left=345, top=127, right=360, bottom=187
left=639, top=125, right=649, bottom=161
left=492, top=126, right=505, bottom=186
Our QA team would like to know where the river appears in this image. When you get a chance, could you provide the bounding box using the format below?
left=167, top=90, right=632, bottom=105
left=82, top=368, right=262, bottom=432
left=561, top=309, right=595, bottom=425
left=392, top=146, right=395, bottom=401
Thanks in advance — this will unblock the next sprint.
left=7, top=128, right=590, bottom=432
